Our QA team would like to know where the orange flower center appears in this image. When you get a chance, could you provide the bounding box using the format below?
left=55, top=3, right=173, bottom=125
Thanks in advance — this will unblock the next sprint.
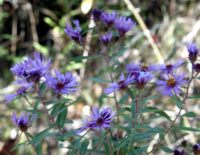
left=166, top=78, right=176, bottom=87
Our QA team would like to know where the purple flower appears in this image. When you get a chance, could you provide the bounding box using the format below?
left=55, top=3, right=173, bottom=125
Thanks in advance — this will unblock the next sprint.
left=104, top=73, right=134, bottom=95
left=64, top=20, right=82, bottom=43
left=92, top=9, right=102, bottom=21
left=78, top=107, right=114, bottom=133
left=114, top=16, right=136, bottom=37
left=45, top=70, right=79, bottom=95
left=101, top=11, right=117, bottom=26
left=11, top=52, right=51, bottom=83
left=159, top=60, right=184, bottom=75
left=174, top=149, right=187, bottom=155
left=193, top=143, right=200, bottom=153
left=156, top=74, right=187, bottom=96
left=11, top=112, right=33, bottom=132
left=187, top=42, right=199, bottom=62
left=135, top=71, right=153, bottom=89
left=100, top=32, right=112, bottom=45
left=193, top=63, right=200, bottom=72
left=5, top=81, right=33, bottom=103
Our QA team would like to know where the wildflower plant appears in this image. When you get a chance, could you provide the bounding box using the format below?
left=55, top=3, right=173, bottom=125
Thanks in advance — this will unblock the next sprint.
left=4, top=8, right=200, bottom=155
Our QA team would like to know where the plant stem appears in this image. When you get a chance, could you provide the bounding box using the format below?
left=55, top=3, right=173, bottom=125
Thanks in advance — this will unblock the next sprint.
left=24, top=132, right=37, bottom=153
left=103, top=55, right=120, bottom=139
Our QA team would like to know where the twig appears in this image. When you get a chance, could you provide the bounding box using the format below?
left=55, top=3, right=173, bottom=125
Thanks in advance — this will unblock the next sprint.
left=123, top=0, right=164, bottom=63
left=26, top=2, right=38, bottom=43
left=80, top=17, right=94, bottom=79
left=11, top=13, right=17, bottom=54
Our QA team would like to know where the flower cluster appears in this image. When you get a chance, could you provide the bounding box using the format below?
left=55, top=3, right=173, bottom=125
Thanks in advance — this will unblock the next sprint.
left=78, top=107, right=114, bottom=133
left=7, top=52, right=79, bottom=132
left=65, top=9, right=136, bottom=47
left=104, top=60, right=188, bottom=96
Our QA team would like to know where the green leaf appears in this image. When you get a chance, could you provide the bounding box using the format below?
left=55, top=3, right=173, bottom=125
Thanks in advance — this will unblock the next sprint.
left=161, top=146, right=174, bottom=153
left=181, top=112, right=196, bottom=118
left=36, top=144, right=43, bottom=155
left=80, top=139, right=89, bottom=154
left=175, top=126, right=200, bottom=132
left=143, top=107, right=171, bottom=121
left=104, top=143, right=110, bottom=155
left=31, top=128, right=52, bottom=146
left=11, top=142, right=27, bottom=151
left=56, top=103, right=67, bottom=128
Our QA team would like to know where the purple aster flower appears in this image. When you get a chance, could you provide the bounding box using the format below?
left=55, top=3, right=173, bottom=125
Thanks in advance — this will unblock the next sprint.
left=156, top=74, right=187, bottom=96
left=174, top=149, right=187, bottom=155
left=100, top=32, right=112, bottom=45
left=114, top=16, right=136, bottom=37
left=186, top=42, right=199, bottom=63
left=159, top=60, right=184, bottom=75
left=135, top=71, right=153, bottom=89
left=104, top=73, right=134, bottom=95
left=45, top=70, right=79, bottom=95
left=11, top=112, right=33, bottom=132
left=11, top=52, right=51, bottom=83
left=193, top=63, right=200, bottom=72
left=77, top=107, right=114, bottom=133
left=5, top=81, right=33, bottom=103
left=100, top=11, right=117, bottom=26
left=92, top=9, right=103, bottom=21
left=64, top=20, right=82, bottom=44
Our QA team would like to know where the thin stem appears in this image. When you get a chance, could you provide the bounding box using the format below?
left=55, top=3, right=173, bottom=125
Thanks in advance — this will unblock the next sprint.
left=103, top=56, right=120, bottom=139
left=24, top=132, right=37, bottom=153
left=26, top=85, right=69, bottom=135
left=135, top=89, right=141, bottom=116
left=40, top=98, right=64, bottom=134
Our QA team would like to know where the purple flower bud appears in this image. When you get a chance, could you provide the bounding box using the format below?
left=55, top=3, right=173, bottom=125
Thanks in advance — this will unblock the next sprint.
left=187, top=43, right=199, bottom=63
left=114, top=16, right=136, bottom=37
left=135, top=71, right=153, bottom=89
left=100, top=32, right=112, bottom=45
left=65, top=20, right=82, bottom=44
left=11, top=112, right=33, bottom=132
left=193, top=143, right=200, bottom=153
left=101, top=11, right=117, bottom=26
left=92, top=9, right=102, bottom=21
